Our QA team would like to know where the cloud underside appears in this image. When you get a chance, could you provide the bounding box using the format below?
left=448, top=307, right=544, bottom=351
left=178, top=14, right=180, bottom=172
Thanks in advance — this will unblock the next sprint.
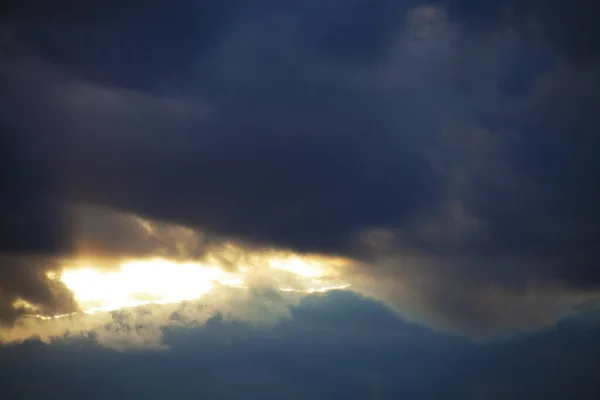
left=0, top=0, right=599, bottom=338
left=5, top=291, right=599, bottom=400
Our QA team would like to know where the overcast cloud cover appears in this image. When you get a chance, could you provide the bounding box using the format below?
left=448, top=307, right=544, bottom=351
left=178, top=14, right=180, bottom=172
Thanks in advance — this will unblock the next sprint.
left=1, top=0, right=600, bottom=397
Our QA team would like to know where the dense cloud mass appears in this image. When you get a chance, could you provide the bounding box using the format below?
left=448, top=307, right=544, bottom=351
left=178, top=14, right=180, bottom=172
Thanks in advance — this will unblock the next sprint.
left=1, top=0, right=599, bottom=336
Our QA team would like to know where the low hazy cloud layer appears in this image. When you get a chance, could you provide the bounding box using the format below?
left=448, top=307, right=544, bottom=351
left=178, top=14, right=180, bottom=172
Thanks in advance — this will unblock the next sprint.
left=3, top=291, right=600, bottom=399
left=1, top=0, right=599, bottom=338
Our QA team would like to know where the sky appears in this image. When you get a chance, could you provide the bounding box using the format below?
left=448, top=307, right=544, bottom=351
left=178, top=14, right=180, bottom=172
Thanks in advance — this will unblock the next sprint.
left=0, top=0, right=599, bottom=398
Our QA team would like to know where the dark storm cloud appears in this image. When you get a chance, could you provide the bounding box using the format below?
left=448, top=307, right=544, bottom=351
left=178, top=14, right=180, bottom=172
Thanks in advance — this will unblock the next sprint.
left=1, top=0, right=250, bottom=90
left=0, top=122, right=66, bottom=254
left=1, top=0, right=599, bottom=334
left=440, top=0, right=600, bottom=62
left=0, top=47, right=441, bottom=255
left=0, top=116, right=77, bottom=320
left=2, top=0, right=419, bottom=90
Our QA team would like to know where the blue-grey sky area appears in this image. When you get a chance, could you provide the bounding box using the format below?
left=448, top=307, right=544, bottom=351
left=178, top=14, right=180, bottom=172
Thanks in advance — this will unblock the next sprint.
left=1, top=0, right=599, bottom=398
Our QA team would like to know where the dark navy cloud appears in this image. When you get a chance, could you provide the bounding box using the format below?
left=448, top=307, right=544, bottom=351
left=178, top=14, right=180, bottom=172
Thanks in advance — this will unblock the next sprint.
left=0, top=119, right=77, bottom=322
left=0, top=122, right=65, bottom=254
left=0, top=0, right=599, bottom=334
left=440, top=0, right=600, bottom=62
left=2, top=0, right=247, bottom=90
left=3, top=0, right=418, bottom=90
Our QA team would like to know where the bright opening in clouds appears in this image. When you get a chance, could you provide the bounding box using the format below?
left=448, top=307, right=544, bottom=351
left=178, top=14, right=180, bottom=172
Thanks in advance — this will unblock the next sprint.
left=58, top=261, right=225, bottom=313
left=2, top=208, right=354, bottom=345
left=55, top=253, right=350, bottom=316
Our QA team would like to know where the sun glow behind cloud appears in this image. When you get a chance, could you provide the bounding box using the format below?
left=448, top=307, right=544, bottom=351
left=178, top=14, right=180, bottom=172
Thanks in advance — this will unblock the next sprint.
left=2, top=207, right=354, bottom=347
left=33, top=251, right=352, bottom=319
left=1, top=250, right=354, bottom=348
left=59, top=260, right=235, bottom=314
